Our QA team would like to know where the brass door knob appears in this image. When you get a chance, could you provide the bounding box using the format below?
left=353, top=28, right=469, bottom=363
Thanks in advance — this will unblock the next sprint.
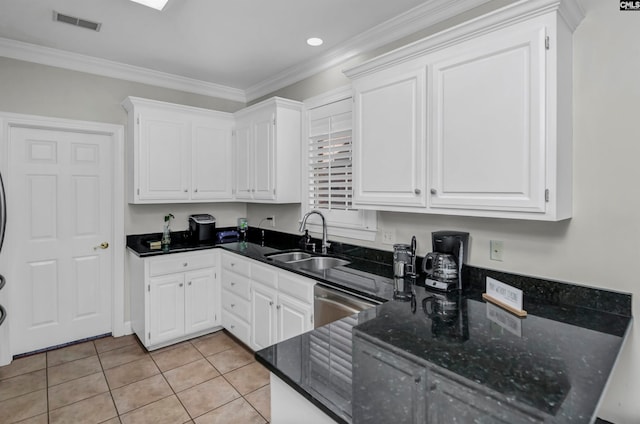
left=94, top=242, right=109, bottom=250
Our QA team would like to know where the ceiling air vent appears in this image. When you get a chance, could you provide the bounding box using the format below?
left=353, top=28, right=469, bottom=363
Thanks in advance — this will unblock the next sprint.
left=53, top=11, right=102, bottom=32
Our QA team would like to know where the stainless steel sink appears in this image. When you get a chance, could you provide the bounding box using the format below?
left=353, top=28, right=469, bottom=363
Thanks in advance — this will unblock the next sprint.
left=295, top=256, right=350, bottom=271
left=265, top=250, right=350, bottom=271
left=266, top=251, right=313, bottom=262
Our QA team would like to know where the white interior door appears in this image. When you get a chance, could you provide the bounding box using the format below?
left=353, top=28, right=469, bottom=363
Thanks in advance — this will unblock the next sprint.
left=8, top=126, right=113, bottom=354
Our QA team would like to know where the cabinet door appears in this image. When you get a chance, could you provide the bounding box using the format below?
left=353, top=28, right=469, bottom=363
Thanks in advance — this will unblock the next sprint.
left=353, top=64, right=427, bottom=209
left=253, top=113, right=276, bottom=200
left=149, top=273, right=185, bottom=345
left=277, top=293, right=312, bottom=343
left=184, top=267, right=217, bottom=334
left=234, top=123, right=253, bottom=200
left=251, top=283, right=277, bottom=350
left=352, top=336, right=427, bottom=423
left=138, top=112, right=190, bottom=201
left=429, top=25, right=547, bottom=213
left=192, top=119, right=233, bottom=200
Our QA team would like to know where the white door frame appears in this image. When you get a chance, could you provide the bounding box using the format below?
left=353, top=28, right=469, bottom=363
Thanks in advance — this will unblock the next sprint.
left=0, top=111, right=126, bottom=362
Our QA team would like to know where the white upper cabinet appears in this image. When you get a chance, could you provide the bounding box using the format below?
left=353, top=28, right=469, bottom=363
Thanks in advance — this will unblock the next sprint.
left=233, top=97, right=302, bottom=203
left=352, top=62, right=427, bottom=210
left=428, top=20, right=547, bottom=214
left=123, top=97, right=234, bottom=204
left=345, top=0, right=584, bottom=221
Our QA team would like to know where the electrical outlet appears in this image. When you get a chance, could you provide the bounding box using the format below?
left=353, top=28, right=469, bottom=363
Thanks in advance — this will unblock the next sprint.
left=382, top=230, right=396, bottom=245
left=268, top=216, right=275, bottom=227
left=490, top=240, right=504, bottom=261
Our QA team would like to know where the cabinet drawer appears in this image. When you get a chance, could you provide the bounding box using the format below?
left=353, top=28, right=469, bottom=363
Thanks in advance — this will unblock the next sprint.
left=251, top=262, right=278, bottom=288
left=222, top=290, right=251, bottom=322
left=222, top=253, right=251, bottom=277
left=149, top=252, right=216, bottom=276
left=278, top=272, right=314, bottom=304
left=222, top=271, right=251, bottom=300
left=222, top=311, right=251, bottom=347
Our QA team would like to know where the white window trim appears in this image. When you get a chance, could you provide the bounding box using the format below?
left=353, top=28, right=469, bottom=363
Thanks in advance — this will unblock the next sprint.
left=302, top=85, right=377, bottom=242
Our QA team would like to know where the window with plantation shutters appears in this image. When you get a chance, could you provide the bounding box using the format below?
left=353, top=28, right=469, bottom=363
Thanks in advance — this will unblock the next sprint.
left=308, top=99, right=353, bottom=212
left=303, top=91, right=376, bottom=241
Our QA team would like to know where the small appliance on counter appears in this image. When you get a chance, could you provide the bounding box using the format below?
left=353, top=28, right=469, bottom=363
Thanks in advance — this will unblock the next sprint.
left=392, top=236, right=417, bottom=300
left=422, top=231, right=469, bottom=291
left=217, top=230, right=239, bottom=244
left=189, top=214, right=216, bottom=244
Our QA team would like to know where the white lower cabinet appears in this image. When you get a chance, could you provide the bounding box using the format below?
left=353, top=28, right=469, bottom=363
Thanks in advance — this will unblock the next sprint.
left=251, top=283, right=278, bottom=350
left=221, top=251, right=315, bottom=351
left=129, top=250, right=221, bottom=350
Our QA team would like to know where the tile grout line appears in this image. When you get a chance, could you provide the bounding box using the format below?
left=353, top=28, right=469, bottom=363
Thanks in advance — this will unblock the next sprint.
left=93, top=339, right=120, bottom=424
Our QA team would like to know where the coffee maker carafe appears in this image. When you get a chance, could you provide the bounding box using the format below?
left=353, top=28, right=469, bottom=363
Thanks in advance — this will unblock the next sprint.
left=422, top=231, right=469, bottom=291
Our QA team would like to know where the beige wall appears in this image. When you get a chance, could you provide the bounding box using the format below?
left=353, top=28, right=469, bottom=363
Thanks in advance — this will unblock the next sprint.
left=0, top=56, right=248, bottom=235
left=247, top=1, right=640, bottom=422
left=0, top=0, right=637, bottom=421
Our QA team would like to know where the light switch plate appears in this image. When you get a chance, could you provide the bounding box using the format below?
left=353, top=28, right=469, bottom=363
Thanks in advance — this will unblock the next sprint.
left=382, top=230, right=396, bottom=245
left=490, top=240, right=504, bottom=261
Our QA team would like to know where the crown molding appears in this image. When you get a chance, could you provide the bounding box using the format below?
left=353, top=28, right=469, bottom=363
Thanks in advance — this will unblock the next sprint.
left=0, top=37, right=246, bottom=103
left=344, top=0, right=585, bottom=79
left=0, top=0, right=510, bottom=104
left=244, top=0, right=493, bottom=101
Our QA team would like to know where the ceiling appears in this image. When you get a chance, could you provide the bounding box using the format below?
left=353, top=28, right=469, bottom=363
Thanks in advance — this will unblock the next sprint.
left=0, top=0, right=487, bottom=101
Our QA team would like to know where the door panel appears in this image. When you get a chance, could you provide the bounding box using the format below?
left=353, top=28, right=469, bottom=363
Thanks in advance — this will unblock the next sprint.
left=277, top=294, right=311, bottom=343
left=429, top=25, right=546, bottom=212
left=149, top=274, right=185, bottom=345
left=251, top=284, right=276, bottom=350
left=253, top=116, right=275, bottom=200
left=353, top=65, right=427, bottom=208
left=185, top=268, right=216, bottom=334
left=9, top=127, right=113, bottom=354
left=139, top=115, right=189, bottom=200
left=192, top=122, right=233, bottom=200
left=234, top=124, right=252, bottom=199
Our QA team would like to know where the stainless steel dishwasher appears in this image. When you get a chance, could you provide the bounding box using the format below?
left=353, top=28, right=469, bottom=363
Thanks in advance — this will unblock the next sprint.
left=314, top=284, right=378, bottom=328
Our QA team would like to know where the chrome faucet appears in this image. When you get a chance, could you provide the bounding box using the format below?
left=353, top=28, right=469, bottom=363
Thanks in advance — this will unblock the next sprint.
left=299, top=210, right=330, bottom=254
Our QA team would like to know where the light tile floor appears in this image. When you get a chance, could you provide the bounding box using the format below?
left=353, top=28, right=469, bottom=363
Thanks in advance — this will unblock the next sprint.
left=0, top=331, right=271, bottom=424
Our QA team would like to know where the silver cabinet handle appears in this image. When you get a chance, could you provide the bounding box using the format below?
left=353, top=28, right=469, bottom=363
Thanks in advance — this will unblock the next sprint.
left=183, top=263, right=188, bottom=267
left=230, top=282, right=236, bottom=286
left=269, top=301, right=274, bottom=306
left=430, top=188, right=437, bottom=195
left=230, top=303, right=235, bottom=308
left=276, top=305, right=281, bottom=310
left=414, top=188, right=421, bottom=195
left=184, top=189, right=188, bottom=192
left=194, top=188, right=198, bottom=193
left=188, top=281, right=192, bottom=286
left=179, top=283, right=183, bottom=287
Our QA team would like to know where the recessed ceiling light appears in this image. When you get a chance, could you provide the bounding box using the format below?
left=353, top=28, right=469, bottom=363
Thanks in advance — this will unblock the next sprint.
left=307, top=37, right=324, bottom=47
left=129, top=0, right=169, bottom=10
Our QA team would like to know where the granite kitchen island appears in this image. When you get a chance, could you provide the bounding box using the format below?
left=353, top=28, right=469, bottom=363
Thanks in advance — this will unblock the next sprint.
left=256, top=269, right=632, bottom=424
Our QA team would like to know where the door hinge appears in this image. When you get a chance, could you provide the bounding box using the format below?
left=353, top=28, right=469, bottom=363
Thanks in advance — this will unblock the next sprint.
left=137, top=117, right=140, bottom=125
left=148, top=332, right=151, bottom=339
left=137, top=188, right=140, bottom=195
left=310, top=314, right=314, bottom=324
left=272, top=117, right=276, bottom=126
left=545, top=36, right=550, bottom=50
left=545, top=189, right=550, bottom=202
left=147, top=284, right=150, bottom=292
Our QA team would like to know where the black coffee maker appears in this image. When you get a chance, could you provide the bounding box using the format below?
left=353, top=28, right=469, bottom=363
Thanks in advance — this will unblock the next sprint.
left=422, top=231, right=469, bottom=291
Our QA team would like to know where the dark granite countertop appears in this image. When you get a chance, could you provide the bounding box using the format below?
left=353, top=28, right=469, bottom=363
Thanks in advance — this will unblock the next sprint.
left=127, top=229, right=396, bottom=303
left=256, top=280, right=632, bottom=424
left=127, top=229, right=632, bottom=423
